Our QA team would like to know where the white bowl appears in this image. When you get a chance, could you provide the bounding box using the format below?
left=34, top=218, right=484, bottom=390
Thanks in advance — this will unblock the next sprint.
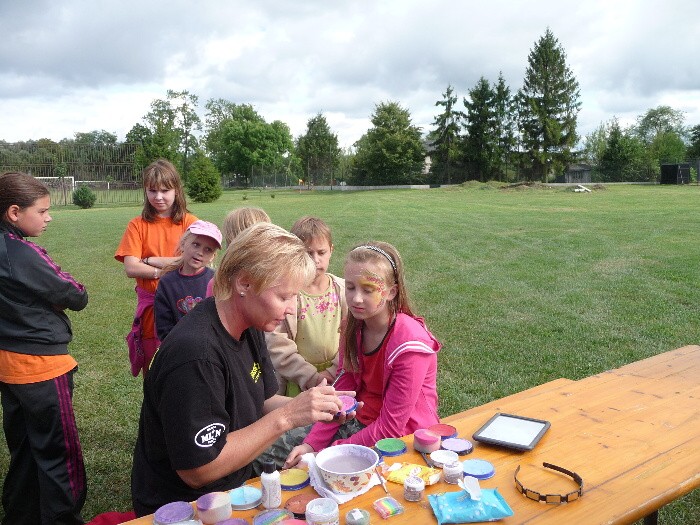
left=315, top=444, right=379, bottom=494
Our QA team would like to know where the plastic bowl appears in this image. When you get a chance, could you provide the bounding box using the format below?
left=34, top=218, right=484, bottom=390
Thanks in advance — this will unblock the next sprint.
left=315, top=444, right=379, bottom=494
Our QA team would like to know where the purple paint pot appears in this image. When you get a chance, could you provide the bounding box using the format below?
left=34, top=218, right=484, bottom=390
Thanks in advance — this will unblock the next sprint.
left=215, top=519, right=249, bottom=525
left=154, top=501, right=195, bottom=524
left=441, top=437, right=473, bottom=455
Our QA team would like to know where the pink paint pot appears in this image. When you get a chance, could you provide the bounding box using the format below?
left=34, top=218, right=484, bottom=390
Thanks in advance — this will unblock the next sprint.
left=413, top=428, right=442, bottom=453
left=428, top=423, right=458, bottom=440
left=337, top=394, right=358, bottom=415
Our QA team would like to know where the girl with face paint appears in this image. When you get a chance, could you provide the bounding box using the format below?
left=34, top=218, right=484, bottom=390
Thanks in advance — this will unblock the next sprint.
left=284, top=241, right=442, bottom=468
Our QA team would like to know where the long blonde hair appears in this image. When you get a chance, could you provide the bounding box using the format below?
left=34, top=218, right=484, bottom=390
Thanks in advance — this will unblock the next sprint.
left=222, top=207, right=270, bottom=246
left=213, top=223, right=315, bottom=300
left=342, top=242, right=414, bottom=372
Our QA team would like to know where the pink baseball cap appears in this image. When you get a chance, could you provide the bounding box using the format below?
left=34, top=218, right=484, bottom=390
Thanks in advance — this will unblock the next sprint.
left=187, top=220, right=222, bottom=248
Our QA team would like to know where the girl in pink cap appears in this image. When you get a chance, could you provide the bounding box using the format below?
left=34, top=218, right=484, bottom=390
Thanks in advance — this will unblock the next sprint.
left=154, top=220, right=222, bottom=341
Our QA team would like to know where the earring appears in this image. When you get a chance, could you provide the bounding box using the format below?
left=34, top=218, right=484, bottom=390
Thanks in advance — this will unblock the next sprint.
left=239, top=292, right=245, bottom=297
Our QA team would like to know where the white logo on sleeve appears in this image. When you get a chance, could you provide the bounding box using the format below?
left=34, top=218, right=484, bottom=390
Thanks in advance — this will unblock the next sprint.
left=194, top=423, right=226, bottom=447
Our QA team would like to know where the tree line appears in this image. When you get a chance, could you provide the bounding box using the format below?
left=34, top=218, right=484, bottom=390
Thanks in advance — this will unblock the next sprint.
left=2, top=28, right=699, bottom=202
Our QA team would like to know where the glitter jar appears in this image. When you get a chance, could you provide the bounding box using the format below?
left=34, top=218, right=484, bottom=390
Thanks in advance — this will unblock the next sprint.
left=403, top=475, right=425, bottom=502
left=305, top=497, right=339, bottom=525
left=443, top=460, right=464, bottom=484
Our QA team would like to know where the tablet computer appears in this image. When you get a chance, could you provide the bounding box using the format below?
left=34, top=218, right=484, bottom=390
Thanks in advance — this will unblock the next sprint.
left=472, top=413, right=550, bottom=451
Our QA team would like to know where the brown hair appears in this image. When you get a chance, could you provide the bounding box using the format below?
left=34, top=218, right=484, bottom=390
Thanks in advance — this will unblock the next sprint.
left=213, top=223, right=315, bottom=300
left=141, top=159, right=189, bottom=223
left=0, top=172, right=50, bottom=221
left=342, top=241, right=414, bottom=372
left=222, top=207, right=270, bottom=246
left=290, top=216, right=333, bottom=247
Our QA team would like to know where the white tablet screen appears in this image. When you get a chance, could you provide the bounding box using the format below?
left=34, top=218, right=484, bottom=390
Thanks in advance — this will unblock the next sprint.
left=477, top=415, right=546, bottom=446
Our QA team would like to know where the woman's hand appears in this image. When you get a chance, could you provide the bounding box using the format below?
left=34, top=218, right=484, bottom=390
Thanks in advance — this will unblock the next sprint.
left=280, top=381, right=345, bottom=429
left=284, top=443, right=313, bottom=469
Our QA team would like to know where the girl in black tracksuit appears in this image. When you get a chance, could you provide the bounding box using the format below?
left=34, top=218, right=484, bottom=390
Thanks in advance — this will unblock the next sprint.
left=0, top=172, right=88, bottom=525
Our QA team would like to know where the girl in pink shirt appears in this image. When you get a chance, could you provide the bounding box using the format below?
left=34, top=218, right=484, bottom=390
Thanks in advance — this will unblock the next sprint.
left=284, top=242, right=441, bottom=467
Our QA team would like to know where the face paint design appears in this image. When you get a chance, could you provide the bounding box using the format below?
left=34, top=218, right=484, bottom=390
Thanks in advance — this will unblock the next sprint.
left=345, top=261, right=395, bottom=321
left=358, top=268, right=388, bottom=307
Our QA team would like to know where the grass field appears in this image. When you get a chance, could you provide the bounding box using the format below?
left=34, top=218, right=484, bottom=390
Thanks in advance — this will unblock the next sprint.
left=1, top=183, right=698, bottom=523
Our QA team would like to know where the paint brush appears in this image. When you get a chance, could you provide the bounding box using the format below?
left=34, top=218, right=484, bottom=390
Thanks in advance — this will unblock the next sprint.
left=331, top=369, right=346, bottom=388
left=375, top=465, right=389, bottom=494
left=420, top=451, right=435, bottom=468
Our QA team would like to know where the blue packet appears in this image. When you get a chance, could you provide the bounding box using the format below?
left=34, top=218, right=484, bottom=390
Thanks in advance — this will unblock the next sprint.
left=428, top=488, right=514, bottom=523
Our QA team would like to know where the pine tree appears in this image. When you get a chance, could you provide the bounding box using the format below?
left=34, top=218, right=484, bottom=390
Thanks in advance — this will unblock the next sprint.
left=428, top=85, right=463, bottom=184
left=516, top=28, right=581, bottom=181
left=463, top=77, right=496, bottom=182
left=492, top=72, right=517, bottom=181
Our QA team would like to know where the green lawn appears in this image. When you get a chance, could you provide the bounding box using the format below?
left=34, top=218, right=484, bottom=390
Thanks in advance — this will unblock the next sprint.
left=1, top=184, right=698, bottom=523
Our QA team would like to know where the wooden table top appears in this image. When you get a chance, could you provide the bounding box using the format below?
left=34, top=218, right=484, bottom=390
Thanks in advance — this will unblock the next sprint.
left=123, top=345, right=700, bottom=524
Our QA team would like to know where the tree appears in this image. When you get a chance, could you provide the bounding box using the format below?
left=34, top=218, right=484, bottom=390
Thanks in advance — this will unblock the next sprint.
left=428, top=85, right=462, bottom=184
left=138, top=90, right=202, bottom=177
left=516, top=28, right=581, bottom=181
left=633, top=105, right=686, bottom=144
left=599, top=119, right=649, bottom=182
left=73, top=130, right=118, bottom=146
left=582, top=120, right=612, bottom=170
left=295, top=113, right=340, bottom=186
left=352, top=102, right=425, bottom=186
left=687, top=125, right=700, bottom=159
left=203, top=100, right=293, bottom=187
left=185, top=151, right=222, bottom=203
left=167, top=90, right=202, bottom=181
left=463, top=77, right=497, bottom=181
left=492, top=72, right=517, bottom=181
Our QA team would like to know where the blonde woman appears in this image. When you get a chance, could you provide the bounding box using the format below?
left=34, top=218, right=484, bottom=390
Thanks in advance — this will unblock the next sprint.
left=131, top=223, right=356, bottom=516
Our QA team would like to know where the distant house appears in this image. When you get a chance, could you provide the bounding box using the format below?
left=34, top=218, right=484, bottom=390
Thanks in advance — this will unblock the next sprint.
left=564, top=163, right=592, bottom=184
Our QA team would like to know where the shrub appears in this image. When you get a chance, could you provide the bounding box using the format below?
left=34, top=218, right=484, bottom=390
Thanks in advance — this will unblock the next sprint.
left=72, top=184, right=97, bottom=208
left=185, top=152, right=223, bottom=203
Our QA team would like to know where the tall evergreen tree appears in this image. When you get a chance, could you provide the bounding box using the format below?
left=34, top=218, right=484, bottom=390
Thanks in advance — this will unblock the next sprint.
left=428, top=85, right=462, bottom=184
left=492, top=72, right=516, bottom=181
left=295, top=113, right=340, bottom=185
left=516, top=28, right=581, bottom=181
left=463, top=77, right=496, bottom=182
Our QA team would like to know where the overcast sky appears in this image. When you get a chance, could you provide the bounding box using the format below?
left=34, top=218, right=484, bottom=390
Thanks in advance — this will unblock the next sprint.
left=1, top=0, right=698, bottom=149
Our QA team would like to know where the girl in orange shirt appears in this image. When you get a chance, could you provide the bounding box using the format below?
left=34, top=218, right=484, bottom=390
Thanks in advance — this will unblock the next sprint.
left=114, top=159, right=197, bottom=377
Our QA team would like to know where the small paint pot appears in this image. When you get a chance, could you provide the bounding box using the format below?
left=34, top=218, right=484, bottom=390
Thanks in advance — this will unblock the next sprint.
left=337, top=394, right=358, bottom=415
left=345, top=507, right=371, bottom=525
left=196, top=492, right=231, bottom=524
left=441, top=437, right=473, bottom=455
left=375, top=437, right=407, bottom=457
left=284, top=493, right=318, bottom=519
left=429, top=449, right=459, bottom=469
left=428, top=423, right=458, bottom=440
left=154, top=501, right=195, bottom=524
left=229, top=485, right=262, bottom=511
left=306, top=498, right=339, bottom=525
left=252, top=508, right=293, bottom=525
left=413, top=428, right=441, bottom=453
left=280, top=468, right=310, bottom=491
left=462, top=459, right=496, bottom=480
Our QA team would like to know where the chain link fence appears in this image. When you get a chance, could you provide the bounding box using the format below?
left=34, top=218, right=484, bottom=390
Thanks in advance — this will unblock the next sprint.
left=0, top=142, right=142, bottom=205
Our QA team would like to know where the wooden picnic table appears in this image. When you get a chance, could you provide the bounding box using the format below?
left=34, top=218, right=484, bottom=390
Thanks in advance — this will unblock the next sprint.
left=123, top=345, right=700, bottom=524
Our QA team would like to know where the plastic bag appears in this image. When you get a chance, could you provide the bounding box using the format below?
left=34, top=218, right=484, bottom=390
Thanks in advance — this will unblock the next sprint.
left=428, top=488, right=513, bottom=523
left=385, top=462, right=442, bottom=486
